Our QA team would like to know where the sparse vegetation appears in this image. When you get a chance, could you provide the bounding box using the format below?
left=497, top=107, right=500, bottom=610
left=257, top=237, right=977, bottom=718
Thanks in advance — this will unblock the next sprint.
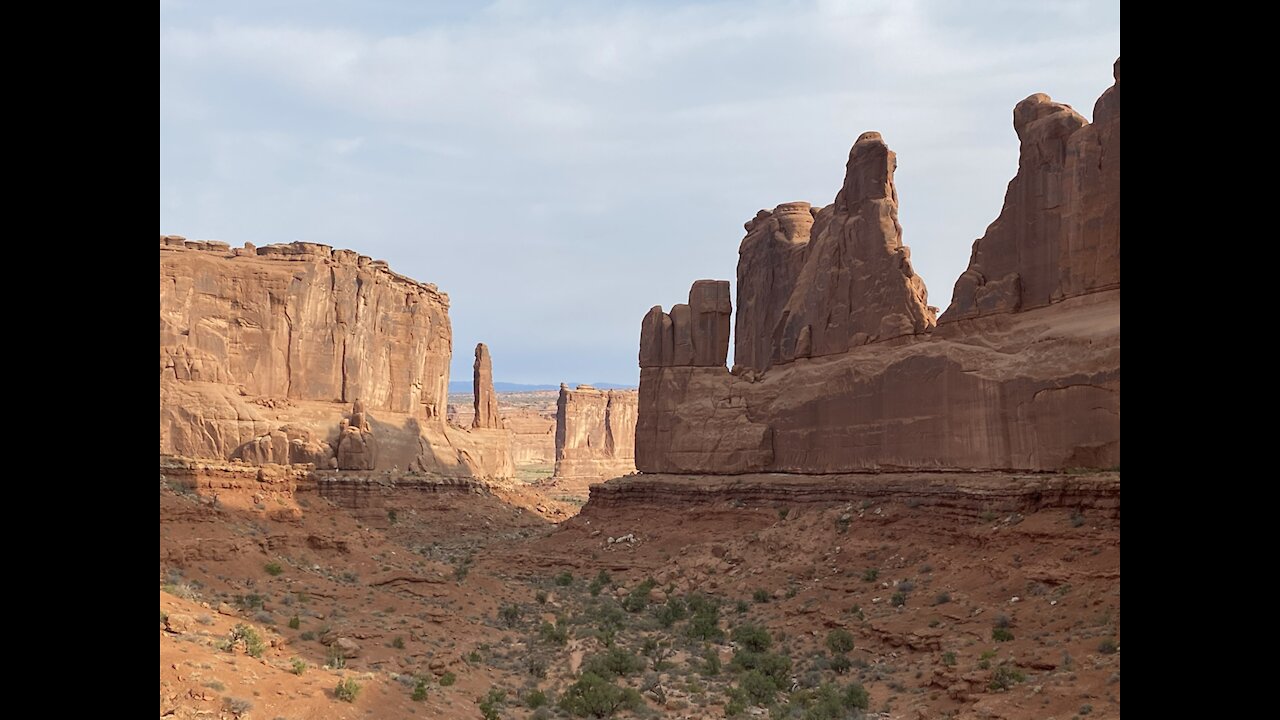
left=222, top=697, right=253, bottom=716
left=412, top=676, right=429, bottom=701
left=862, top=568, right=879, bottom=582
left=941, top=651, right=957, bottom=666
left=732, top=623, right=772, bottom=653
left=440, top=672, right=457, bottom=686
left=291, top=658, right=307, bottom=675
left=826, top=628, right=855, bottom=654
left=555, top=571, right=574, bottom=586
left=335, top=677, right=361, bottom=702
left=223, top=624, right=265, bottom=658
left=583, top=647, right=645, bottom=678
left=988, top=664, right=1025, bottom=691
left=934, top=592, right=951, bottom=605
left=499, top=603, right=522, bottom=627
left=478, top=689, right=506, bottom=720
left=559, top=672, right=642, bottom=717
left=753, top=588, right=771, bottom=603
left=891, top=591, right=907, bottom=607
left=392, top=635, right=405, bottom=649
left=1098, top=638, right=1118, bottom=654
left=288, top=615, right=301, bottom=629
left=992, top=627, right=1014, bottom=642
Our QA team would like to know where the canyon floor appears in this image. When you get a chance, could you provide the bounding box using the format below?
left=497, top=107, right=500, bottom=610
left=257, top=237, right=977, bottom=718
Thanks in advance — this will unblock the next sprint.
left=160, top=463, right=1120, bottom=720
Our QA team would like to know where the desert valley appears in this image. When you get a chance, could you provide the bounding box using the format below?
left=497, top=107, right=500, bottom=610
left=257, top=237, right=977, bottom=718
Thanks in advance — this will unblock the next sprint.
left=160, top=20, right=1119, bottom=720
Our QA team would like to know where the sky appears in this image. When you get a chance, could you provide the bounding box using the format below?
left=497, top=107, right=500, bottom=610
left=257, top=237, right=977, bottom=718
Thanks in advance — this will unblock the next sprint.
left=160, top=0, right=1120, bottom=386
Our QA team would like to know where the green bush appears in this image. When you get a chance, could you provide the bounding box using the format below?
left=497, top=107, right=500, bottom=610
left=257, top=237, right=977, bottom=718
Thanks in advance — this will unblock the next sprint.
left=891, top=591, right=907, bottom=607
left=687, top=603, right=724, bottom=642
left=941, top=651, right=957, bottom=666
left=499, top=604, right=522, bottom=627
left=992, top=627, right=1014, bottom=642
left=536, top=590, right=548, bottom=604
left=589, top=569, right=612, bottom=596
left=753, top=589, right=771, bottom=604
left=738, top=669, right=779, bottom=705
left=862, top=568, right=879, bottom=582
left=335, top=677, right=361, bottom=703
left=540, top=620, right=569, bottom=645
left=583, top=647, right=645, bottom=678
left=825, top=629, right=854, bottom=654
left=392, top=636, right=405, bottom=649
left=226, top=624, right=265, bottom=658
left=288, top=615, right=301, bottom=630
left=1097, top=638, right=1118, bottom=654
left=558, top=672, right=642, bottom=718
left=622, top=578, right=657, bottom=613
left=700, top=646, right=722, bottom=676
left=555, top=571, right=574, bottom=586
left=412, top=677, right=428, bottom=701
left=478, top=689, right=506, bottom=720
left=736, top=599, right=749, bottom=614
left=653, top=596, right=687, bottom=628
left=265, top=562, right=283, bottom=576
left=730, top=650, right=791, bottom=686
left=525, top=689, right=548, bottom=708
left=732, top=624, right=772, bottom=653
left=988, top=664, right=1025, bottom=691
left=842, top=682, right=869, bottom=710
left=829, top=653, right=852, bottom=675
left=934, top=592, right=952, bottom=605
left=440, top=671, right=456, bottom=686
left=291, top=658, right=306, bottom=675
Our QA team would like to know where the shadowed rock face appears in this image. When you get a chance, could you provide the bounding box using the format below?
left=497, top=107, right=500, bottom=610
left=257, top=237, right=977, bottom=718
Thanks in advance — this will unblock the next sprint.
left=553, top=384, right=638, bottom=481
left=639, top=281, right=732, bottom=369
left=159, top=240, right=514, bottom=479
left=472, top=343, right=501, bottom=429
left=637, top=60, right=1120, bottom=474
left=942, top=59, right=1121, bottom=321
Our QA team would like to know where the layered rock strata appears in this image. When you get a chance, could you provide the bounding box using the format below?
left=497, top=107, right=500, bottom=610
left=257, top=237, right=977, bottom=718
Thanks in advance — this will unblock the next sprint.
left=636, top=61, right=1120, bottom=474
left=159, top=239, right=513, bottom=478
left=553, top=384, right=638, bottom=482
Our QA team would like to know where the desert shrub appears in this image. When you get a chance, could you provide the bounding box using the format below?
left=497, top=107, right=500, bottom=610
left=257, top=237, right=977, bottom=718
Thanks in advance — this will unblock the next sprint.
left=622, top=578, right=657, bottom=613
left=478, top=689, right=506, bottom=720
left=527, top=655, right=548, bottom=678
left=732, top=624, right=773, bottom=653
left=412, top=677, right=428, bottom=701
left=454, top=556, right=473, bottom=582
left=235, top=593, right=265, bottom=610
left=588, top=570, right=612, bottom=597
left=335, top=677, right=361, bottom=702
left=842, top=681, right=869, bottom=710
left=897, top=580, right=915, bottom=592
left=203, top=680, right=226, bottom=692
left=440, top=671, right=457, bottom=686
left=993, top=614, right=1011, bottom=629
left=753, top=589, right=771, bottom=604
left=536, top=590, right=548, bottom=604
left=558, top=672, right=642, bottom=718
left=300, top=631, right=316, bottom=641
left=526, top=689, right=548, bottom=708
left=934, top=592, right=951, bottom=605
left=992, top=627, right=1014, bottom=642
left=687, top=602, right=723, bottom=642
left=288, top=615, right=301, bottom=630
left=700, top=646, right=721, bottom=676
left=222, top=697, right=253, bottom=715
left=468, top=650, right=483, bottom=663
left=556, top=571, right=574, bottom=586
left=653, top=596, right=687, bottom=628
left=738, top=669, right=779, bottom=705
left=291, top=658, right=307, bottom=675
left=891, top=591, right=907, bottom=607
left=731, top=650, right=791, bottom=686
left=265, top=562, right=283, bottom=576
left=988, top=664, right=1025, bottom=691
left=941, top=651, right=957, bottom=666
left=540, top=620, right=569, bottom=645
left=862, top=569, right=879, bottom=582
left=1097, top=638, right=1118, bottom=654
left=736, top=599, right=749, bottom=614
left=226, top=624, right=265, bottom=658
left=583, top=647, right=645, bottom=678
left=829, top=653, right=852, bottom=675
left=499, top=604, right=522, bottom=627
left=825, top=629, right=854, bottom=654
left=392, top=636, right=405, bottom=649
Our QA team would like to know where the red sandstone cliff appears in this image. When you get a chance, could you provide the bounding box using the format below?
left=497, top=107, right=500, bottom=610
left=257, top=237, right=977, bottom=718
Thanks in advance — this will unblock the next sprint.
left=636, top=60, right=1120, bottom=474
left=553, top=384, right=638, bottom=482
left=159, top=239, right=513, bottom=478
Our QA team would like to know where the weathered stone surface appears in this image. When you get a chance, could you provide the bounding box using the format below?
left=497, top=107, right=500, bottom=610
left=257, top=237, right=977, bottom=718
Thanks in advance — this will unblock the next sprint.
left=159, top=240, right=513, bottom=478
left=553, top=384, right=638, bottom=481
left=637, top=281, right=731, bottom=369
left=472, top=343, right=501, bottom=429
left=637, top=61, right=1120, bottom=474
left=734, top=202, right=813, bottom=373
left=504, top=408, right=556, bottom=465
left=337, top=400, right=377, bottom=470
left=942, top=59, right=1120, bottom=321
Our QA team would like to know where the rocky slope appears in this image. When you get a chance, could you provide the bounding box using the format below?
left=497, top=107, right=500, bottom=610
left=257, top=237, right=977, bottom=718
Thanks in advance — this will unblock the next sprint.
left=159, top=238, right=513, bottom=478
left=637, top=60, right=1120, bottom=475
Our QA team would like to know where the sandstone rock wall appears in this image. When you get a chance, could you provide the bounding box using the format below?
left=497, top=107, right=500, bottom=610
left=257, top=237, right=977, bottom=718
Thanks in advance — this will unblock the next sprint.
left=941, top=59, right=1121, bottom=321
left=553, top=384, right=638, bottom=481
left=637, top=61, right=1120, bottom=474
left=159, top=239, right=513, bottom=479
